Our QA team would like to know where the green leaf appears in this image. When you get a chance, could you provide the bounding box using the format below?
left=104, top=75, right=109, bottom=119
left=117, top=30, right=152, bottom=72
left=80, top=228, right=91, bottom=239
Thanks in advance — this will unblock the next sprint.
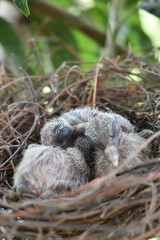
left=0, top=17, right=27, bottom=73
left=12, top=0, right=31, bottom=19
left=123, top=12, right=153, bottom=56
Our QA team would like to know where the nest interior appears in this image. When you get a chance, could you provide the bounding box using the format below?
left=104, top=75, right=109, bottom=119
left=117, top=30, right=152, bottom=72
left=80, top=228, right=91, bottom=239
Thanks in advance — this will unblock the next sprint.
left=0, top=55, right=160, bottom=239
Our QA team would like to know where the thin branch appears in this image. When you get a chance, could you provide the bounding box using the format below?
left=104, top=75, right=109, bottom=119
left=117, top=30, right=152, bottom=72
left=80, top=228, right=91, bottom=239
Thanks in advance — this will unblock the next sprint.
left=29, top=0, right=106, bottom=46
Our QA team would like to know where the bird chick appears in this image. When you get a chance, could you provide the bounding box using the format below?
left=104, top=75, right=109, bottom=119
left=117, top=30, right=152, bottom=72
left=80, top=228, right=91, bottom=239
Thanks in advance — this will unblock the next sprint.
left=84, top=116, right=148, bottom=178
left=40, top=107, right=101, bottom=149
left=40, top=107, right=135, bottom=180
left=41, top=107, right=134, bottom=149
left=13, top=144, right=89, bottom=198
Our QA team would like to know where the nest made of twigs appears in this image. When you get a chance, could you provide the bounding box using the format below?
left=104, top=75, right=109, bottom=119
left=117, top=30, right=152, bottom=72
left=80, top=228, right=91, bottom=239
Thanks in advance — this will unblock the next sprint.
left=0, top=55, right=160, bottom=239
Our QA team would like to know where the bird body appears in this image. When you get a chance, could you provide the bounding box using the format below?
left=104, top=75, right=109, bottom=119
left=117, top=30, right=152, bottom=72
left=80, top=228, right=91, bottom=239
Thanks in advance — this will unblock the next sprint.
left=61, top=107, right=102, bottom=125
left=13, top=144, right=89, bottom=198
left=62, top=107, right=134, bottom=133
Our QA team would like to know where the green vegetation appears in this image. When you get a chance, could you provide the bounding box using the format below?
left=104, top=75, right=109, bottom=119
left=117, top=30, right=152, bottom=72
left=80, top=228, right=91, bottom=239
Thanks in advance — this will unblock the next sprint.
left=0, top=0, right=160, bottom=74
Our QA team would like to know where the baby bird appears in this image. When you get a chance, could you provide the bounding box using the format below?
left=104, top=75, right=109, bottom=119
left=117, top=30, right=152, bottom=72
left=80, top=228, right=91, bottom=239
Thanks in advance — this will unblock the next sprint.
left=13, top=144, right=89, bottom=198
left=84, top=115, right=149, bottom=178
left=41, top=106, right=134, bottom=149
left=40, top=107, right=102, bottom=148
left=40, top=107, right=135, bottom=180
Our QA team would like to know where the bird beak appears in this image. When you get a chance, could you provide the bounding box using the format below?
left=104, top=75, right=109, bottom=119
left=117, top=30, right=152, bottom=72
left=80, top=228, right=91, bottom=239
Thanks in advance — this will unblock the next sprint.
left=74, top=122, right=89, bottom=133
left=104, top=145, right=119, bottom=167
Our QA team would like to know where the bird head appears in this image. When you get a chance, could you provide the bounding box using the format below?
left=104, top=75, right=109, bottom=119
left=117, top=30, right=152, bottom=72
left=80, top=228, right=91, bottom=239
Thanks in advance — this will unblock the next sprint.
left=53, top=124, right=73, bottom=147
left=85, top=115, right=122, bottom=167
left=41, top=118, right=74, bottom=147
left=100, top=116, right=122, bottom=167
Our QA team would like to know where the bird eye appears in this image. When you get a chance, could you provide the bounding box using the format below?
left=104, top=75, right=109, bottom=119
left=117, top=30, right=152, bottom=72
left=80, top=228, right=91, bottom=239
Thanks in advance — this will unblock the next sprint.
left=54, top=127, right=73, bottom=146
left=60, top=127, right=73, bottom=137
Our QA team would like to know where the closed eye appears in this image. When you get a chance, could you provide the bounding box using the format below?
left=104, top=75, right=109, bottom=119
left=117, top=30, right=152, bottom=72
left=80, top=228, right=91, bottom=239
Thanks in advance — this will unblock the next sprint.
left=60, top=127, right=73, bottom=137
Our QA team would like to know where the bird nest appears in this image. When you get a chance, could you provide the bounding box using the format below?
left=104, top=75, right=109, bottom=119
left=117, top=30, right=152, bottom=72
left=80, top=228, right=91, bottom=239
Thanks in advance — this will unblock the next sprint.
left=0, top=55, right=160, bottom=239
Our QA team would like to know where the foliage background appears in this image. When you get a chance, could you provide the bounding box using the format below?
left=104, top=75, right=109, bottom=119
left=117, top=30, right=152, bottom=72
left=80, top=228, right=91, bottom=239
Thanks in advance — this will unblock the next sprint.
left=0, top=2, right=160, bottom=239
left=0, top=0, right=160, bottom=75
